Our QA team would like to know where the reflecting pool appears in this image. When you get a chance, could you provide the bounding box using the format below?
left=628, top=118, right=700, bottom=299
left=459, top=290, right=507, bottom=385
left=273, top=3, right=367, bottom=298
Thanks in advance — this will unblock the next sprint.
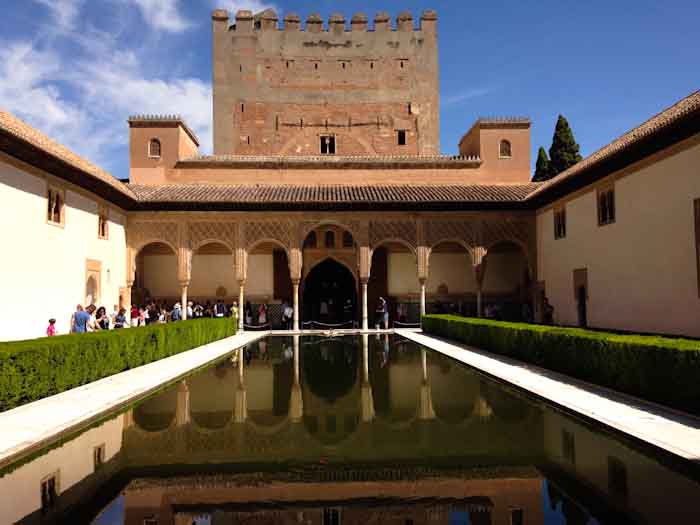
left=1, top=335, right=699, bottom=524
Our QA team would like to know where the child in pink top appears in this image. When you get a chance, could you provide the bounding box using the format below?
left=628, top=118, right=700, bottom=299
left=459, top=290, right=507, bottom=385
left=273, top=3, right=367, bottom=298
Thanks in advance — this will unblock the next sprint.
left=46, top=318, right=56, bottom=336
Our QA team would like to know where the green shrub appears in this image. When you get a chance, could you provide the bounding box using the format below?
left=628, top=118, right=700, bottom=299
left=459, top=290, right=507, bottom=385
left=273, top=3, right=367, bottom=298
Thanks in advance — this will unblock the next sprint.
left=422, top=315, right=700, bottom=416
left=0, top=318, right=237, bottom=411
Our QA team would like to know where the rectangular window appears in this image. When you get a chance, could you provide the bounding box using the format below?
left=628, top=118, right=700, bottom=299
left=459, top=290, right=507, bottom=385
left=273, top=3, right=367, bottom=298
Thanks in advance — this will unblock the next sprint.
left=510, top=509, right=524, bottom=525
left=47, top=187, right=64, bottom=226
left=41, top=473, right=59, bottom=513
left=93, top=444, right=106, bottom=470
left=554, top=207, right=566, bottom=239
left=562, top=429, right=576, bottom=466
left=323, top=508, right=341, bottom=525
left=397, top=130, right=407, bottom=146
left=597, top=186, right=616, bottom=226
left=608, top=456, right=628, bottom=501
left=98, top=213, right=108, bottom=240
left=320, top=135, right=336, bottom=155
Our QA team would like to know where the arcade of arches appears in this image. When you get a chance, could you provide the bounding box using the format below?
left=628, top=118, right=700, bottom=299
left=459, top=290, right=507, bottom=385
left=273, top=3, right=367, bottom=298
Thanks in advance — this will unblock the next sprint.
left=128, top=212, right=535, bottom=330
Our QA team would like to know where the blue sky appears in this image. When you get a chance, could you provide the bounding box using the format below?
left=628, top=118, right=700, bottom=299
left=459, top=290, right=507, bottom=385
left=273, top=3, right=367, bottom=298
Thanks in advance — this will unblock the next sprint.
left=1, top=0, right=699, bottom=179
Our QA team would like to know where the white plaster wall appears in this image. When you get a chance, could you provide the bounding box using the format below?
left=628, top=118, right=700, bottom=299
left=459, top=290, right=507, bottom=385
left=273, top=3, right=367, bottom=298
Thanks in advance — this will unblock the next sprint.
left=426, top=253, right=476, bottom=294
left=0, top=160, right=127, bottom=340
left=0, top=416, right=123, bottom=524
left=387, top=253, right=420, bottom=295
left=536, top=140, right=700, bottom=336
left=143, top=253, right=273, bottom=299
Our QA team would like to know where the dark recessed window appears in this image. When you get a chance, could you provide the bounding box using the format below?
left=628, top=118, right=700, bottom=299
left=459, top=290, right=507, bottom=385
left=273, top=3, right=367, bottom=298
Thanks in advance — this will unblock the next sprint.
left=148, top=138, right=161, bottom=159
left=320, top=135, right=336, bottom=155
left=397, top=130, right=407, bottom=146
left=98, top=214, right=108, bottom=240
left=342, top=231, right=353, bottom=248
left=94, top=444, right=105, bottom=470
left=325, top=231, right=335, bottom=248
left=323, top=508, right=341, bottom=525
left=510, top=509, right=524, bottom=525
left=554, top=208, right=566, bottom=240
left=47, top=188, right=64, bottom=225
left=304, top=231, right=317, bottom=249
left=499, top=139, right=512, bottom=158
left=241, top=103, right=245, bottom=113
left=41, top=474, right=59, bottom=513
left=608, top=456, right=628, bottom=501
left=562, top=429, right=576, bottom=466
left=598, top=187, right=616, bottom=226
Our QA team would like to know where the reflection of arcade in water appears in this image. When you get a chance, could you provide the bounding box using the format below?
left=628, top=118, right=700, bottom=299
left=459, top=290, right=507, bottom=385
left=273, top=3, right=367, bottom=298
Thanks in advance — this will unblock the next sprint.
left=3, top=336, right=700, bottom=524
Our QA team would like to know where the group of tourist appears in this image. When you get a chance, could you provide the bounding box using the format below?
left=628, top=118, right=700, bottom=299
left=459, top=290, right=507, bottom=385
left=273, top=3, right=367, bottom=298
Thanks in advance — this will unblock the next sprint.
left=47, top=299, right=240, bottom=336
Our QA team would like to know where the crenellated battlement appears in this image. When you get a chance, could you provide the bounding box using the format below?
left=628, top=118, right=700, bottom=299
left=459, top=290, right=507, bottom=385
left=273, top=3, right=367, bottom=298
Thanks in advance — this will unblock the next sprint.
left=211, top=8, right=437, bottom=33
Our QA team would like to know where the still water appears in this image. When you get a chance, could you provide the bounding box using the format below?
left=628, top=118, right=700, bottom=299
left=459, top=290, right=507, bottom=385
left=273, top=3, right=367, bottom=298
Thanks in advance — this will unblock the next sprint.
left=1, top=335, right=699, bottom=524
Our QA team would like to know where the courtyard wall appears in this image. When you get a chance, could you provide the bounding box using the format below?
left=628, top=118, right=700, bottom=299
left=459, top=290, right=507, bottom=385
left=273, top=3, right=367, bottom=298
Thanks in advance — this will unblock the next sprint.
left=536, top=136, right=700, bottom=337
left=0, top=155, right=128, bottom=340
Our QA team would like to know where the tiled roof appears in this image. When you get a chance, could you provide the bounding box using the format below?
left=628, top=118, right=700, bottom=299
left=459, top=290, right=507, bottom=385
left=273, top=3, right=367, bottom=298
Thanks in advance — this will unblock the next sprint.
left=178, top=154, right=481, bottom=169
left=526, top=90, right=700, bottom=202
left=129, top=183, right=539, bottom=209
left=128, top=114, right=200, bottom=146
left=0, top=110, right=134, bottom=199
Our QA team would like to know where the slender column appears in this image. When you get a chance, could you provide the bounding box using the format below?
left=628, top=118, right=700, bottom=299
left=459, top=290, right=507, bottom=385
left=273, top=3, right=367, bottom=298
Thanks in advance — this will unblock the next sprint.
left=419, top=278, right=427, bottom=318
left=125, top=280, right=134, bottom=320
left=238, top=280, right=245, bottom=332
left=293, top=335, right=300, bottom=384
left=361, top=280, right=369, bottom=331
left=180, top=282, right=189, bottom=320
left=292, top=280, right=300, bottom=332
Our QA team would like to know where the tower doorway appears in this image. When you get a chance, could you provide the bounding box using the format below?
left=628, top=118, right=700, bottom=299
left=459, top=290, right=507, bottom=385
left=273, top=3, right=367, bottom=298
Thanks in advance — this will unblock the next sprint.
left=302, top=259, right=357, bottom=325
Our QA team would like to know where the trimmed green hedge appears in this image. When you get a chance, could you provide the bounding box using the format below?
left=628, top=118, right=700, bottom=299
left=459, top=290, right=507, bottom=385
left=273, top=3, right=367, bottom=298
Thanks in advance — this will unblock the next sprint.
left=422, top=315, right=700, bottom=416
left=0, top=318, right=237, bottom=411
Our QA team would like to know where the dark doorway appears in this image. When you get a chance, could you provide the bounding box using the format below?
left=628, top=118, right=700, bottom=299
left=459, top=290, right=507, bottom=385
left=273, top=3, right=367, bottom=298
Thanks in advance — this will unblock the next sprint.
left=303, top=259, right=357, bottom=324
left=577, top=285, right=588, bottom=328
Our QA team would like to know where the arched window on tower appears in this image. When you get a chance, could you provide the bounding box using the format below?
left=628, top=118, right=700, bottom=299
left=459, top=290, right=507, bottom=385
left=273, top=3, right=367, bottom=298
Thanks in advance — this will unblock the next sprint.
left=499, top=139, right=512, bottom=159
left=342, top=231, right=354, bottom=248
left=148, top=138, right=161, bottom=159
left=325, top=231, right=336, bottom=248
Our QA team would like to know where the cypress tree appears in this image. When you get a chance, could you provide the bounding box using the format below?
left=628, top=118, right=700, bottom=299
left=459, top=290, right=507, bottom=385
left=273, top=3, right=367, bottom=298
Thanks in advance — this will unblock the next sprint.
left=548, top=115, right=582, bottom=176
left=532, top=146, right=551, bottom=182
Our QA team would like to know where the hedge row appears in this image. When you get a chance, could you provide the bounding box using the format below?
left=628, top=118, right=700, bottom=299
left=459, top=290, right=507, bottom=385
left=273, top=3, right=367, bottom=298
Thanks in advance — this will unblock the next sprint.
left=0, top=318, right=237, bottom=412
left=422, top=315, right=700, bottom=416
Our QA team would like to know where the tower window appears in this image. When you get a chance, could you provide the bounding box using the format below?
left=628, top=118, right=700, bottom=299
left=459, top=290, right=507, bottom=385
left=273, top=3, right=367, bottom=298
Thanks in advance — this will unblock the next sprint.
left=598, top=187, right=616, bottom=226
left=342, top=231, right=353, bottom=248
left=148, top=138, right=161, bottom=159
left=320, top=135, right=336, bottom=155
left=397, top=130, right=407, bottom=146
left=499, top=139, right=512, bottom=158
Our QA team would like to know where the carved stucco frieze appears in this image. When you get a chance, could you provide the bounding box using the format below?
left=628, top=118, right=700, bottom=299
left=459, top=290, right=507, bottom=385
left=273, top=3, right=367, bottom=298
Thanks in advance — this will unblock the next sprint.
left=189, top=221, right=238, bottom=252
left=369, top=220, right=417, bottom=251
left=245, top=220, right=294, bottom=252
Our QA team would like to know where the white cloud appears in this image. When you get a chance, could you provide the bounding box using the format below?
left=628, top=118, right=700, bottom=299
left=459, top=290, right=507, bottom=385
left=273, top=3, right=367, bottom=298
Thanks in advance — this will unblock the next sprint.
left=33, top=0, right=84, bottom=30
left=443, top=87, right=492, bottom=107
left=126, top=0, right=192, bottom=32
left=216, top=0, right=278, bottom=16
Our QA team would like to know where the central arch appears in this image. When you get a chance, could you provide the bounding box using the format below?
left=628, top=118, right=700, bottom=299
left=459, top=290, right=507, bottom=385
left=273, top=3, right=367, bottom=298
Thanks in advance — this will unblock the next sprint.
left=302, top=258, right=358, bottom=325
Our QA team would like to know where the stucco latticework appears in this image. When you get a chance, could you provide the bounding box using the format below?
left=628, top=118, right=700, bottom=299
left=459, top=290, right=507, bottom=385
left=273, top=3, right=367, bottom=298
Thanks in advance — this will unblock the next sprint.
left=369, top=220, right=417, bottom=252
left=245, top=220, right=294, bottom=252
left=189, top=221, right=237, bottom=252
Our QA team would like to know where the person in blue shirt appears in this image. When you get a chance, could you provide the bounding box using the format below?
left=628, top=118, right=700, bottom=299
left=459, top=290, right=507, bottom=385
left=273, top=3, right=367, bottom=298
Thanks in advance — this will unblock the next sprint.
left=72, top=305, right=91, bottom=333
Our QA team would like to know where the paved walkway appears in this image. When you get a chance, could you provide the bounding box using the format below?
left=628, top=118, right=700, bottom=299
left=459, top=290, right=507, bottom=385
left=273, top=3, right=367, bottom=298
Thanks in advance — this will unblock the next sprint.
left=0, top=330, right=267, bottom=470
left=397, top=330, right=700, bottom=463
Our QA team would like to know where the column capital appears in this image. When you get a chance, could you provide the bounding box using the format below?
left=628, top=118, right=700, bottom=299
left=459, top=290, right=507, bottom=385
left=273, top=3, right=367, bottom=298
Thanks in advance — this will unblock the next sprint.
left=179, top=279, right=190, bottom=288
